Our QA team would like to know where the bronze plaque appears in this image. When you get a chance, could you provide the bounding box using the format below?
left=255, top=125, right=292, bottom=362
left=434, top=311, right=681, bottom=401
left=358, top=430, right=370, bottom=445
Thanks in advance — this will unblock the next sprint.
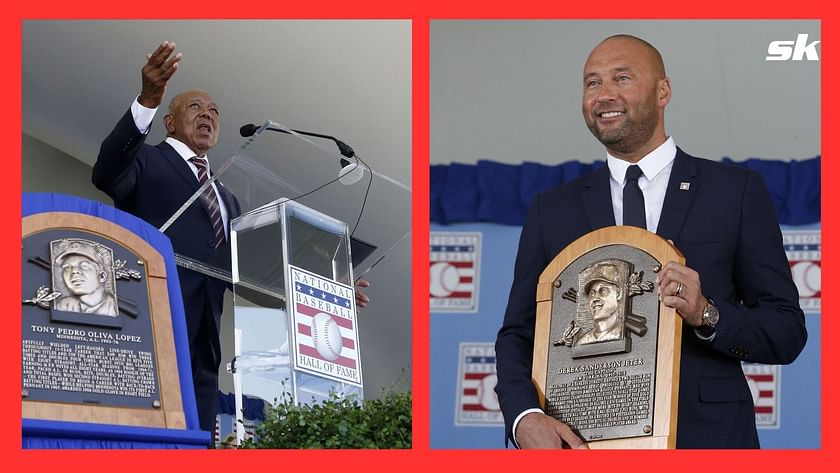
left=22, top=212, right=186, bottom=429
left=533, top=227, right=683, bottom=449
left=23, top=231, right=158, bottom=408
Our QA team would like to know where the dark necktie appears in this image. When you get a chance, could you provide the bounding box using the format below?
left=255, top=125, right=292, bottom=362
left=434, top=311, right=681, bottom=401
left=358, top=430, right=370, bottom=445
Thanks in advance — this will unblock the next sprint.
left=623, top=165, right=646, bottom=229
left=189, top=156, right=225, bottom=248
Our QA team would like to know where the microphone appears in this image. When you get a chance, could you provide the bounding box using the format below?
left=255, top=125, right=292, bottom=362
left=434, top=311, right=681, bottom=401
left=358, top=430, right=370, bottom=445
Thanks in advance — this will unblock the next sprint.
left=240, top=123, right=373, bottom=237
left=240, top=123, right=364, bottom=185
left=239, top=123, right=262, bottom=138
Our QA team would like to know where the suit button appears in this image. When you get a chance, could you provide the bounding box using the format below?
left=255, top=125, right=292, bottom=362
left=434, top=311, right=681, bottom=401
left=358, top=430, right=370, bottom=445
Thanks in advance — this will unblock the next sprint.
left=208, top=239, right=215, bottom=247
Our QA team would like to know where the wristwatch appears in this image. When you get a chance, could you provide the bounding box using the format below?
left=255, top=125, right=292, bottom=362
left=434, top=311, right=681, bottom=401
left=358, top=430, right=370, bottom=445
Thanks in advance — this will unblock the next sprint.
left=701, top=297, right=719, bottom=329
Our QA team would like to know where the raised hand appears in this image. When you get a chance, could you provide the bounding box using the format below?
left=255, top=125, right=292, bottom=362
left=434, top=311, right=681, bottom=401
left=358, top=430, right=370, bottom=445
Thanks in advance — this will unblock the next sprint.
left=138, top=41, right=182, bottom=109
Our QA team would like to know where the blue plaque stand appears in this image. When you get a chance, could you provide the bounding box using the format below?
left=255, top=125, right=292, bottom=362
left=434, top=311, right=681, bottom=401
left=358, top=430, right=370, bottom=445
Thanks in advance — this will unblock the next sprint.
left=22, top=193, right=208, bottom=449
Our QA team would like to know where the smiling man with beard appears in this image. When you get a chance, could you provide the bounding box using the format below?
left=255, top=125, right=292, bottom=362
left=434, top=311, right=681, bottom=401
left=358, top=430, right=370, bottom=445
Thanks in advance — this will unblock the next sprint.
left=494, top=34, right=806, bottom=449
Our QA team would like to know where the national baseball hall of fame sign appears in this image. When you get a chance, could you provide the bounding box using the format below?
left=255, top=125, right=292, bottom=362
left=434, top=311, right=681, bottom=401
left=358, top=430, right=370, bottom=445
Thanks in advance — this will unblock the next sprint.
left=532, top=226, right=684, bottom=449
left=22, top=211, right=187, bottom=429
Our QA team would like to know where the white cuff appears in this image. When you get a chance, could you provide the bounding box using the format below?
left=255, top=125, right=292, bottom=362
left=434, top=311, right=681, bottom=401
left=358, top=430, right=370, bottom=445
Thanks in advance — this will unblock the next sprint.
left=130, top=95, right=158, bottom=134
left=511, top=408, right=544, bottom=448
left=694, top=327, right=716, bottom=342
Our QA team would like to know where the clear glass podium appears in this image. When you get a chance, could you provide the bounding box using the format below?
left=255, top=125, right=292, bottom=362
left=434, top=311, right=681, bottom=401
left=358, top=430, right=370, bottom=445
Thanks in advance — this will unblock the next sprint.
left=159, top=122, right=410, bottom=444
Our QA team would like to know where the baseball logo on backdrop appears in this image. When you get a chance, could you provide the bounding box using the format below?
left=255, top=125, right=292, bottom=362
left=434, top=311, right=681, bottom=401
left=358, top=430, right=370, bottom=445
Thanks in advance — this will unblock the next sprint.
left=783, top=229, right=820, bottom=312
left=743, top=363, right=781, bottom=428
left=289, top=266, right=361, bottom=386
left=456, top=342, right=503, bottom=426
left=430, top=232, right=481, bottom=313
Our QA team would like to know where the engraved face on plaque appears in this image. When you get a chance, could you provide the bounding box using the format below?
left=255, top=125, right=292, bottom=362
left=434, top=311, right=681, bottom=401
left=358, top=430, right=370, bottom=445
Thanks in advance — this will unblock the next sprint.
left=51, top=239, right=119, bottom=317
left=573, top=260, right=629, bottom=354
left=22, top=228, right=161, bottom=409
left=546, top=246, right=659, bottom=442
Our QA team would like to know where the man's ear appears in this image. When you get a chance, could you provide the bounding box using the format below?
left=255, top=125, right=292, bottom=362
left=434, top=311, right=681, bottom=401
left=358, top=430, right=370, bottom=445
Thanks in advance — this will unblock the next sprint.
left=163, top=114, right=175, bottom=135
left=657, top=77, right=672, bottom=108
left=99, top=271, right=107, bottom=283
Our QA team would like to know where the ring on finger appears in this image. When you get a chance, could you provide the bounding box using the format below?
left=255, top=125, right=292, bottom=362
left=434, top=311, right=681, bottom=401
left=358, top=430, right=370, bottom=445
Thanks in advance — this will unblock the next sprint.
left=675, top=282, right=683, bottom=297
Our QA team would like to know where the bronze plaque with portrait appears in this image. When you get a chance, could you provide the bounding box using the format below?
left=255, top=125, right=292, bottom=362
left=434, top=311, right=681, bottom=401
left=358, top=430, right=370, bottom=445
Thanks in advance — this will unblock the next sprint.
left=532, top=226, right=683, bottom=449
left=22, top=212, right=186, bottom=429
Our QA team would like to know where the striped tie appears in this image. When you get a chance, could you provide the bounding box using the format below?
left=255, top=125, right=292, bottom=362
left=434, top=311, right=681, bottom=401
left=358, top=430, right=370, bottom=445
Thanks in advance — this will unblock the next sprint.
left=189, top=156, right=225, bottom=248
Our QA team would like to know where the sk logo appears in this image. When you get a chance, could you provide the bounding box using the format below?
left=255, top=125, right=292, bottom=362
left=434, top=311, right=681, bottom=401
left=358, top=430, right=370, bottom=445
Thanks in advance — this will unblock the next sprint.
left=766, top=34, right=820, bottom=61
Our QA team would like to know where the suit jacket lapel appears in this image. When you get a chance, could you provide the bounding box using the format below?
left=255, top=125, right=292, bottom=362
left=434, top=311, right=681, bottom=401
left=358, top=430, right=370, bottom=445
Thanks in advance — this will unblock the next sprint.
left=158, top=142, right=202, bottom=192
left=157, top=141, right=218, bottom=223
left=581, top=165, right=616, bottom=230
left=158, top=141, right=240, bottom=228
left=656, top=148, right=699, bottom=241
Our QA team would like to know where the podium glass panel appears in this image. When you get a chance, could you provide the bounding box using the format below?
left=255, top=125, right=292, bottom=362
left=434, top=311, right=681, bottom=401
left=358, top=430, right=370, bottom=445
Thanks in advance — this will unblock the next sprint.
left=162, top=121, right=410, bottom=282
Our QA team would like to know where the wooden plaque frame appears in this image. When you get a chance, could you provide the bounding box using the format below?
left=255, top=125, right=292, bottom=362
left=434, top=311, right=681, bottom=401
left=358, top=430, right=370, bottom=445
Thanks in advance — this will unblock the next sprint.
left=532, top=226, right=683, bottom=449
left=22, top=212, right=186, bottom=429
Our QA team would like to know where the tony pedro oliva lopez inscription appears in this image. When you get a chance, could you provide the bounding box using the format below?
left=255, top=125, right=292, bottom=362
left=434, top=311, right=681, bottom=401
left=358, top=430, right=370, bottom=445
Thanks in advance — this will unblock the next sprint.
left=534, top=227, right=683, bottom=447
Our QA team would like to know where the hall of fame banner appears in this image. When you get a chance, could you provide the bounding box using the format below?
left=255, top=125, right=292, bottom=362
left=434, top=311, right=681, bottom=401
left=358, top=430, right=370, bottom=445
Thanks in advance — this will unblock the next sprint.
left=455, top=342, right=503, bottom=426
left=289, top=266, right=361, bottom=386
left=742, top=363, right=781, bottom=429
left=782, top=228, right=820, bottom=313
left=430, top=232, right=481, bottom=313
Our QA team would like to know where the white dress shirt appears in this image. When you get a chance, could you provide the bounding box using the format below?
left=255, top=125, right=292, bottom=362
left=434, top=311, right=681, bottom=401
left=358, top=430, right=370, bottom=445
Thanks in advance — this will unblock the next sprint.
left=607, top=136, right=676, bottom=233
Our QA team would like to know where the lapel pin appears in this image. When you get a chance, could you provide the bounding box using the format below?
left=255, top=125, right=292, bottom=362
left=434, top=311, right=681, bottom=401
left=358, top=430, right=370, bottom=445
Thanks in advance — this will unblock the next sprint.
left=679, top=182, right=691, bottom=191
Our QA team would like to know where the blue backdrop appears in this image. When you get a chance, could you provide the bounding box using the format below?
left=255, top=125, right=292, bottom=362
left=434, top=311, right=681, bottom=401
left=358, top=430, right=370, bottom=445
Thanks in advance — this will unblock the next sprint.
left=429, top=157, right=821, bottom=449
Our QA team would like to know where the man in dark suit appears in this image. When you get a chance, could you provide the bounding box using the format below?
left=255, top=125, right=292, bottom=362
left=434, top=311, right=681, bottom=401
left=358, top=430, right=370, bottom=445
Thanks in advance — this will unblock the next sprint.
left=92, top=41, right=370, bottom=441
left=494, top=34, right=806, bottom=449
left=92, top=41, right=239, bottom=441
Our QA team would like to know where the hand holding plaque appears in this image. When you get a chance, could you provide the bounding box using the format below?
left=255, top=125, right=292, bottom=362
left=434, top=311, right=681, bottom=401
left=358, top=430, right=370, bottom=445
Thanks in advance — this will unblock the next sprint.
left=516, top=411, right=588, bottom=449
left=657, top=261, right=708, bottom=328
